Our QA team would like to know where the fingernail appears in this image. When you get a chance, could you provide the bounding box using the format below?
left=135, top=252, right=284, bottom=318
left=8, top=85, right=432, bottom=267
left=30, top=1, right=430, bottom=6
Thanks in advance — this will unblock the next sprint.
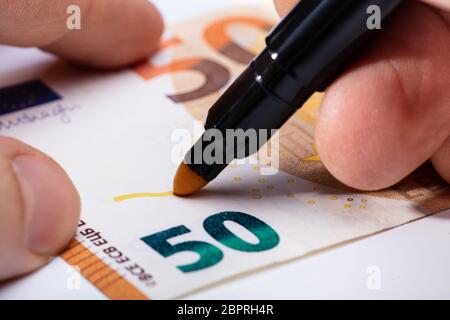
left=12, top=155, right=80, bottom=255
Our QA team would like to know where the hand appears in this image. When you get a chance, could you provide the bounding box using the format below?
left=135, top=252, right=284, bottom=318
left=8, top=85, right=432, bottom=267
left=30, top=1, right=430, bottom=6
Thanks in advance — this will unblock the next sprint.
left=0, top=0, right=163, bottom=281
left=274, top=0, right=450, bottom=190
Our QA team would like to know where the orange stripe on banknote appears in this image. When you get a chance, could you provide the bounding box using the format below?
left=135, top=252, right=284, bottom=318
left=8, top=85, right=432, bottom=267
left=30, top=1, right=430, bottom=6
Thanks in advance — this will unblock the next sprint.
left=61, top=240, right=149, bottom=300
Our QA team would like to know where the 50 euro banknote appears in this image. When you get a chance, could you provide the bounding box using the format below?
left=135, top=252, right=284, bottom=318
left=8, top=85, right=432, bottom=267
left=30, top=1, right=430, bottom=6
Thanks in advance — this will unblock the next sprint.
left=0, top=6, right=448, bottom=299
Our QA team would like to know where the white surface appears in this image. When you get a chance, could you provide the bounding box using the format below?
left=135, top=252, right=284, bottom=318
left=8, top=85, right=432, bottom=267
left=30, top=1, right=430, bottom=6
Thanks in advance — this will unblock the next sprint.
left=0, top=0, right=449, bottom=300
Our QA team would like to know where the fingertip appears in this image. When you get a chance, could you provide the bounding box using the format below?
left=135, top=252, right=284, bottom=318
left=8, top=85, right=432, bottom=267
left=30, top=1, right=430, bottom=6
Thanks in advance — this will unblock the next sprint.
left=314, top=2, right=450, bottom=191
left=315, top=79, right=398, bottom=191
left=315, top=61, right=417, bottom=191
left=431, top=137, right=450, bottom=183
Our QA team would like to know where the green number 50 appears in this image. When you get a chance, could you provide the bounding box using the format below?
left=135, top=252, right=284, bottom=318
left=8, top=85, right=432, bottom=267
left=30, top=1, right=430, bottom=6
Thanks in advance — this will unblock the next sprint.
left=141, top=211, right=280, bottom=273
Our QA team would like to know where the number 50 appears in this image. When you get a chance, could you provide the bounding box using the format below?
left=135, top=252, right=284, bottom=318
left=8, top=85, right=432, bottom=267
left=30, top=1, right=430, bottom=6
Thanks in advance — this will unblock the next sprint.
left=141, top=211, right=280, bottom=273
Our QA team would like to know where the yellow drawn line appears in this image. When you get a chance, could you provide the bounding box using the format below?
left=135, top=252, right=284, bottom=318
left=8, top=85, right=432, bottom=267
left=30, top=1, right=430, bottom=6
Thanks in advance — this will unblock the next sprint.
left=113, top=191, right=173, bottom=202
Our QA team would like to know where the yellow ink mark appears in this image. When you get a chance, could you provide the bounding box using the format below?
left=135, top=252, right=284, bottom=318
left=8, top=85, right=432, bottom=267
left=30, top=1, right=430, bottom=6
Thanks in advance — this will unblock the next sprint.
left=344, top=204, right=352, bottom=209
left=288, top=179, right=295, bottom=184
left=303, top=143, right=321, bottom=162
left=234, top=176, right=241, bottom=182
left=253, top=165, right=260, bottom=171
left=113, top=192, right=173, bottom=202
left=252, top=188, right=261, bottom=193
left=257, top=178, right=266, bottom=184
left=266, top=185, right=274, bottom=190
left=359, top=205, right=367, bottom=210
left=330, top=195, right=338, bottom=200
left=361, top=199, right=368, bottom=203
left=287, top=192, right=295, bottom=199
left=308, top=200, right=316, bottom=205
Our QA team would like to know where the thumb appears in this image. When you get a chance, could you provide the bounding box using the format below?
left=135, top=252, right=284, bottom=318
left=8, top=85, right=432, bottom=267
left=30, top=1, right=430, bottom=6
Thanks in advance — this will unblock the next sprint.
left=273, top=0, right=450, bottom=17
left=0, top=137, right=80, bottom=280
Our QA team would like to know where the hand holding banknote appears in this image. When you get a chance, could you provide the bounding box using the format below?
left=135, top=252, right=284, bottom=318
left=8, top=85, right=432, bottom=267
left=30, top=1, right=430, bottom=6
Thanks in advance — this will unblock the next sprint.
left=0, top=0, right=448, bottom=283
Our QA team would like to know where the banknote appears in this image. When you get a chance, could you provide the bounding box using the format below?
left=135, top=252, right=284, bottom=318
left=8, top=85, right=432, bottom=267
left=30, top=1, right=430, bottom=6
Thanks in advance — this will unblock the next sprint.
left=0, top=6, right=448, bottom=300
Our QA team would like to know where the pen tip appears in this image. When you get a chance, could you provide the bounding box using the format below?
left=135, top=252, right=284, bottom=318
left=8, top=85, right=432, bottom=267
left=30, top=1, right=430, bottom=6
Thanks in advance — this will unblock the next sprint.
left=173, top=162, right=208, bottom=197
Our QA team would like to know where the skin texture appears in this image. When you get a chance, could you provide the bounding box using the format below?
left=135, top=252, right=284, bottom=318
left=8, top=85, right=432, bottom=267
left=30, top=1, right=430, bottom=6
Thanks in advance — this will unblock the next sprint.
left=274, top=0, right=450, bottom=190
left=0, top=0, right=448, bottom=281
left=0, top=0, right=163, bottom=280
